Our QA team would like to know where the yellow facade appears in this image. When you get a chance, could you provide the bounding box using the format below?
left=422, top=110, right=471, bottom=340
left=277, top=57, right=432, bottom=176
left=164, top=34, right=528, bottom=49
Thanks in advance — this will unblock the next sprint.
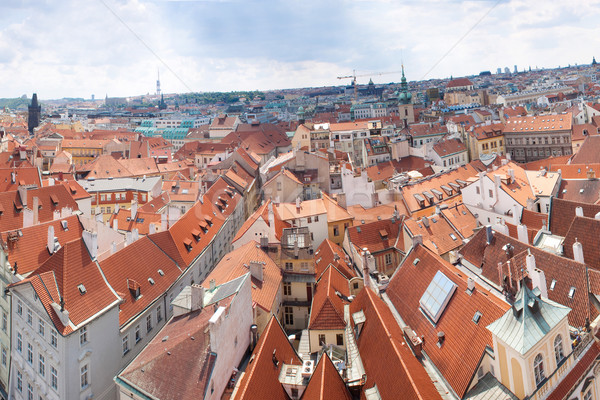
left=328, top=219, right=353, bottom=246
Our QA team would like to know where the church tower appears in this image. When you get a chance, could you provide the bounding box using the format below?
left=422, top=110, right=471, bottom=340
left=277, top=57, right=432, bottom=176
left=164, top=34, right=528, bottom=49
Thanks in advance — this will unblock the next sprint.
left=27, top=93, right=41, bottom=134
left=397, top=66, right=415, bottom=128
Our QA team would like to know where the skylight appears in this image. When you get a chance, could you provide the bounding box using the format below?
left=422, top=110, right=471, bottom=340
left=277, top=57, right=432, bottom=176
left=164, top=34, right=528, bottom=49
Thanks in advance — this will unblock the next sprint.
left=568, top=287, right=575, bottom=299
left=550, top=279, right=557, bottom=291
left=472, top=311, right=482, bottom=324
left=419, top=271, right=457, bottom=324
left=78, top=284, right=87, bottom=295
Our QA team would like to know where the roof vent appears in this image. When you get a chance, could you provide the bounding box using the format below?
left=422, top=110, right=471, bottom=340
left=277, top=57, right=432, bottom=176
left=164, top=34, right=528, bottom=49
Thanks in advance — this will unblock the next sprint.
left=148, top=278, right=155, bottom=285
left=437, top=331, right=445, bottom=346
left=77, top=284, right=86, bottom=295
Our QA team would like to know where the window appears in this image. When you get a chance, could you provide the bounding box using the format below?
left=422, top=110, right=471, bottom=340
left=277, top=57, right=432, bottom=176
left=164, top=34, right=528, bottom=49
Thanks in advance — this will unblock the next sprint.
left=284, top=306, right=294, bottom=326
left=2, top=312, right=6, bottom=332
left=584, top=389, right=592, bottom=400
left=283, top=283, right=292, bottom=296
left=122, top=335, right=130, bottom=355
left=39, top=354, right=45, bottom=377
left=333, top=226, right=339, bottom=236
left=27, top=342, right=33, bottom=364
left=314, top=216, right=319, bottom=222
left=550, top=279, right=556, bottom=291
left=146, top=315, right=153, bottom=333
left=476, top=186, right=480, bottom=195
left=285, top=262, right=293, bottom=271
left=473, top=311, right=482, bottom=324
left=51, top=366, right=58, bottom=390
left=100, top=194, right=106, bottom=201
left=78, top=326, right=88, bottom=346
left=51, top=329, right=58, bottom=348
left=277, top=181, right=282, bottom=191
left=17, top=370, right=22, bottom=392
left=106, top=194, right=112, bottom=201
left=488, top=189, right=493, bottom=198
left=307, top=217, right=312, bottom=224
left=27, top=308, right=32, bottom=326
left=568, top=287, right=575, bottom=298
left=385, top=253, right=392, bottom=265
left=135, top=325, right=141, bottom=344
left=534, top=353, right=545, bottom=387
left=81, top=364, right=89, bottom=389
left=1, top=347, right=6, bottom=367
left=157, top=305, right=162, bottom=323
left=17, top=300, right=22, bottom=316
left=17, top=332, right=22, bottom=353
left=38, top=319, right=44, bottom=336
left=319, top=334, right=326, bottom=346
left=554, top=335, right=564, bottom=365
left=336, top=334, right=344, bottom=346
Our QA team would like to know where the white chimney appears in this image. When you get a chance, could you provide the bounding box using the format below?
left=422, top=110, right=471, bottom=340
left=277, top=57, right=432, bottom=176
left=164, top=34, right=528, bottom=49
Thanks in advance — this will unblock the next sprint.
left=595, top=212, right=600, bottom=220
left=47, top=225, right=55, bottom=254
left=82, top=230, right=98, bottom=260
left=53, top=210, right=60, bottom=220
left=508, top=168, right=515, bottom=184
left=32, top=197, right=39, bottom=225
left=23, top=208, right=33, bottom=228
left=296, top=197, right=301, bottom=211
left=132, top=228, right=139, bottom=242
left=249, top=261, right=264, bottom=282
left=512, top=204, right=520, bottom=225
left=18, top=186, right=27, bottom=207
left=573, top=239, right=585, bottom=264
left=575, top=207, right=584, bottom=217
left=126, top=231, right=133, bottom=245
left=113, top=219, right=119, bottom=231
left=526, top=250, right=536, bottom=273
left=131, top=200, right=138, bottom=220
left=517, top=224, right=529, bottom=244
left=61, top=207, right=73, bottom=218
left=111, top=242, right=117, bottom=254
left=161, top=213, right=167, bottom=231
left=190, top=284, right=205, bottom=311
left=494, top=174, right=501, bottom=189
left=149, top=223, right=156, bottom=235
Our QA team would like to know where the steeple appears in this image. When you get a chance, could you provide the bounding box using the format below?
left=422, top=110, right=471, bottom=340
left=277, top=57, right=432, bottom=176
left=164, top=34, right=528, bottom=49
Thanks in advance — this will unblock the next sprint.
left=398, top=65, right=412, bottom=105
left=27, top=93, right=41, bottom=134
left=593, top=56, right=598, bottom=66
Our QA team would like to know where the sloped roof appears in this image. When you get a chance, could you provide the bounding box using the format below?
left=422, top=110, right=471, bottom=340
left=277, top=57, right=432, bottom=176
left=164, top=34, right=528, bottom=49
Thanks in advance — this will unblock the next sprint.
left=22, top=239, right=119, bottom=334
left=314, top=239, right=355, bottom=280
left=440, top=203, right=478, bottom=239
left=546, top=342, right=600, bottom=400
left=203, top=241, right=282, bottom=312
left=487, top=283, right=570, bottom=354
left=309, top=265, right=349, bottom=330
left=78, top=154, right=132, bottom=178
left=302, top=353, right=353, bottom=400
left=447, top=78, right=473, bottom=88
left=274, top=199, right=327, bottom=221
left=347, top=218, right=403, bottom=254
left=404, top=215, right=462, bottom=255
left=321, top=193, right=353, bottom=223
left=432, top=138, right=467, bottom=157
left=98, top=236, right=182, bottom=326
left=563, top=216, right=600, bottom=271
left=386, top=244, right=509, bottom=398
left=108, top=209, right=162, bottom=235
left=0, top=167, right=40, bottom=191
left=232, top=200, right=271, bottom=243
left=232, top=316, right=301, bottom=400
left=350, top=287, right=443, bottom=400
left=549, top=198, right=600, bottom=237
left=571, top=135, right=600, bottom=164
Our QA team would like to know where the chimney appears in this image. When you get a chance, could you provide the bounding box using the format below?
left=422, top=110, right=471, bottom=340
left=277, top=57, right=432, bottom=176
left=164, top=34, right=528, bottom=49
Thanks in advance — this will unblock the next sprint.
left=422, top=216, right=430, bottom=228
left=249, top=261, right=264, bottom=282
left=47, top=225, right=56, bottom=254
left=190, top=284, right=205, bottom=311
left=132, top=228, right=139, bottom=242
left=493, top=220, right=509, bottom=236
left=23, top=208, right=34, bottom=228
left=113, top=219, right=118, bottom=231
left=412, top=234, right=423, bottom=247
left=526, top=250, right=547, bottom=298
left=588, top=168, right=596, bottom=180
left=485, top=225, right=493, bottom=244
left=506, top=153, right=511, bottom=161
left=32, top=197, right=39, bottom=225
left=508, top=168, right=515, bottom=184
left=125, top=231, right=133, bottom=245
left=296, top=197, right=301, bottom=211
left=517, top=224, right=529, bottom=244
left=209, top=279, right=216, bottom=291
left=53, top=210, right=60, bottom=220
left=512, top=204, right=520, bottom=225
left=131, top=200, right=138, bottom=220
left=576, top=207, right=584, bottom=217
left=11, top=171, right=15, bottom=184
left=111, top=242, right=117, bottom=254
left=467, top=277, right=475, bottom=292
left=337, top=192, right=347, bottom=209
left=18, top=186, right=27, bottom=207
left=149, top=223, right=156, bottom=235
left=82, top=230, right=98, bottom=260
left=494, top=174, right=501, bottom=190
left=573, top=239, right=585, bottom=264
left=161, top=212, right=167, bottom=231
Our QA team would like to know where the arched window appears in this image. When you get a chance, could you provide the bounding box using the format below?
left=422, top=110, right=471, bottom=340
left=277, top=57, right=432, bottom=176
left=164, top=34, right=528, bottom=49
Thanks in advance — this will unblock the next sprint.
left=554, top=335, right=564, bottom=365
left=534, top=354, right=545, bottom=386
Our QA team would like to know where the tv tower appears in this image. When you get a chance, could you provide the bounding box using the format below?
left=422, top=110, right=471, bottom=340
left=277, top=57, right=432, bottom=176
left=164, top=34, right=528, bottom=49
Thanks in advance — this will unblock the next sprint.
left=156, top=68, right=161, bottom=96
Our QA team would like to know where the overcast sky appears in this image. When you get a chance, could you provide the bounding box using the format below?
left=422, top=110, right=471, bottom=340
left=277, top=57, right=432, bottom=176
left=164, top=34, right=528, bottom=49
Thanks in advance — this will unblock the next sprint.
left=1, top=0, right=598, bottom=99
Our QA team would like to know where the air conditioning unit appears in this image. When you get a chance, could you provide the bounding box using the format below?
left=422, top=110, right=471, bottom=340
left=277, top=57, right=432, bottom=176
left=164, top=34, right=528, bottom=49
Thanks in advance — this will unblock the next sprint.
left=302, top=360, right=314, bottom=378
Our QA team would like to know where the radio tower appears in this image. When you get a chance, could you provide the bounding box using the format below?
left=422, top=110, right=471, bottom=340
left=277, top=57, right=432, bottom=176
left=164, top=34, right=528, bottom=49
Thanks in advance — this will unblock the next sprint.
left=156, top=68, right=161, bottom=96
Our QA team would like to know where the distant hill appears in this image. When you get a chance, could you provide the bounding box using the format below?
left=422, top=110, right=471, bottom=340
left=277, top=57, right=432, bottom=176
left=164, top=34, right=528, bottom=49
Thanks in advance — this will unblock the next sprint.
left=0, top=97, right=31, bottom=111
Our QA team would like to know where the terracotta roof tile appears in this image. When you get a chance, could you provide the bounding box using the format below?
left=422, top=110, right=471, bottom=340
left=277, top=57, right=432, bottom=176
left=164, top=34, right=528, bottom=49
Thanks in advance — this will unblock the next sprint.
left=309, top=265, right=349, bottom=330
left=347, top=218, right=403, bottom=255
left=563, top=216, right=600, bottom=271
left=440, top=203, right=478, bottom=239
left=546, top=342, right=600, bottom=400
left=232, top=316, right=301, bottom=400
left=203, top=241, right=282, bottom=312
left=404, top=215, right=462, bottom=255
left=302, top=354, right=352, bottom=400
left=314, top=239, right=355, bottom=280
left=107, top=209, right=162, bottom=235
left=350, top=287, right=443, bottom=400
left=386, top=245, right=509, bottom=398
left=233, top=200, right=271, bottom=243
left=432, top=138, right=467, bottom=157
left=549, top=198, right=600, bottom=237
left=571, top=136, right=600, bottom=164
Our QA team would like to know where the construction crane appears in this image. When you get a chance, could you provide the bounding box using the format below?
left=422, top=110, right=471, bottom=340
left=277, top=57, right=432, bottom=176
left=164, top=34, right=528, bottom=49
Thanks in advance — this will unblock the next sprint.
left=337, top=69, right=405, bottom=101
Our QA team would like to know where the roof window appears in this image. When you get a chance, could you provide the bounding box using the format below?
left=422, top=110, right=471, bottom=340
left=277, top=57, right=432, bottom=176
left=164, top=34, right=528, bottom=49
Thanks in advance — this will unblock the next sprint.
left=550, top=279, right=556, bottom=291
left=568, top=287, right=575, bottom=299
left=78, top=284, right=87, bottom=295
left=148, top=278, right=155, bottom=285
left=158, top=269, right=164, bottom=276
left=472, top=311, right=482, bottom=324
left=420, top=271, right=457, bottom=324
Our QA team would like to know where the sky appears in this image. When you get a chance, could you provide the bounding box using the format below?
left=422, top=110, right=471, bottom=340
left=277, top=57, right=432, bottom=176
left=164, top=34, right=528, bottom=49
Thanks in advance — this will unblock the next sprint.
left=1, top=0, right=599, bottom=99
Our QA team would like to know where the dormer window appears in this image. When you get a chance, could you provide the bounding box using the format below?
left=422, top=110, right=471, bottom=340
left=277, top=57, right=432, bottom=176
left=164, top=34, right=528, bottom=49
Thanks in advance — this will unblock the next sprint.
left=191, top=229, right=201, bottom=242
left=184, top=238, right=193, bottom=252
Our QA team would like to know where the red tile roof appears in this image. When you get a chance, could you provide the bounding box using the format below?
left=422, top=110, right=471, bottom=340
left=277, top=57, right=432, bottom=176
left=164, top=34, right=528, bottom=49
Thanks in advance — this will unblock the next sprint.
left=309, top=265, right=349, bottom=330
left=314, top=239, right=355, bottom=280
left=203, top=241, right=282, bottom=312
left=386, top=244, right=509, bottom=398
left=232, top=316, right=301, bottom=400
left=302, top=354, right=352, bottom=400
left=21, top=239, right=119, bottom=334
left=404, top=215, right=462, bottom=255
left=440, top=203, right=478, bottom=239
left=347, top=218, right=403, bottom=255
left=232, top=200, right=271, bottom=243
left=432, top=138, right=467, bottom=158
left=563, top=216, right=600, bottom=271
left=546, top=342, right=600, bottom=400
left=571, top=136, right=600, bottom=164
left=549, top=198, right=600, bottom=237
left=0, top=167, right=41, bottom=191
left=98, top=236, right=182, bottom=326
left=107, top=209, right=162, bottom=235
left=446, top=78, right=473, bottom=88
left=350, top=287, right=443, bottom=400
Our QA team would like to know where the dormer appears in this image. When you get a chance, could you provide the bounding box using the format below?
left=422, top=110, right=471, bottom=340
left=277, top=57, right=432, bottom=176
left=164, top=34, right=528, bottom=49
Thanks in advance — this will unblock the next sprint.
left=127, top=279, right=141, bottom=300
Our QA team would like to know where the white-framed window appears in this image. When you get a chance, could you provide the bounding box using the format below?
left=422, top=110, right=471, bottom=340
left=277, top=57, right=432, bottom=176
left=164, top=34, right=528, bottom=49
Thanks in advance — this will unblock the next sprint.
left=284, top=306, right=294, bottom=326
left=534, top=353, right=545, bottom=387
left=27, top=308, right=32, bottom=326
left=38, top=319, right=44, bottom=337
left=157, top=305, right=162, bottom=323
left=27, top=342, right=33, bottom=364
left=385, top=253, right=392, bottom=265
left=51, top=366, right=58, bottom=390
left=1, top=347, right=6, bottom=367
left=135, top=325, right=141, bottom=344
left=80, top=364, right=89, bottom=389
left=17, top=300, right=22, bottom=316
left=146, top=315, right=152, bottom=333
left=79, top=326, right=88, bottom=346
left=16, top=370, right=22, bottom=392
left=283, top=282, right=291, bottom=296
left=554, top=335, right=564, bottom=365
left=50, top=329, right=58, bottom=348
left=39, top=354, right=45, bottom=377
left=584, top=389, right=592, bottom=400
left=122, top=335, right=130, bottom=355
left=106, top=194, right=112, bottom=201
left=2, top=312, right=6, bottom=332
left=17, top=332, right=22, bottom=353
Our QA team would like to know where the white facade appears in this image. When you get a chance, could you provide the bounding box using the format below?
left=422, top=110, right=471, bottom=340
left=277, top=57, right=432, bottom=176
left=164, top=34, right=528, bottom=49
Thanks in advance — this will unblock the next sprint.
left=462, top=173, right=524, bottom=226
left=338, top=165, right=375, bottom=208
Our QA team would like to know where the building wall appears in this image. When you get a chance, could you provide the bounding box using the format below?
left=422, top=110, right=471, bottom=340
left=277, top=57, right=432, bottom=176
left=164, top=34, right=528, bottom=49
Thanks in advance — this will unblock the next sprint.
left=308, top=329, right=345, bottom=354
left=327, top=218, right=353, bottom=246
left=505, top=130, right=572, bottom=163
left=263, top=175, right=303, bottom=204
left=461, top=176, right=524, bottom=226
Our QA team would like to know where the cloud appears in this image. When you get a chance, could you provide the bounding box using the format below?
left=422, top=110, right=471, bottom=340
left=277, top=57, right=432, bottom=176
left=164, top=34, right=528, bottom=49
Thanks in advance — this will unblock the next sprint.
left=0, top=0, right=599, bottom=98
